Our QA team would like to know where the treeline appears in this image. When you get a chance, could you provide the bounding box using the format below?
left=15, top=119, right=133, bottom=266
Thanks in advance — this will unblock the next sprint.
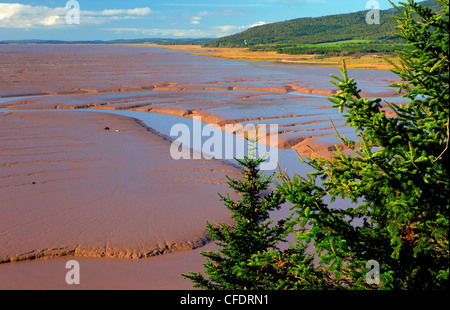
left=205, top=0, right=444, bottom=49
left=150, top=38, right=214, bottom=45
left=249, top=42, right=411, bottom=56
left=206, top=9, right=401, bottom=48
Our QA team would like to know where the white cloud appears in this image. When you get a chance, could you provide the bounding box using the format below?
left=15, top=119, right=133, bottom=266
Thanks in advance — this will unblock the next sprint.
left=104, top=21, right=267, bottom=38
left=214, top=21, right=267, bottom=36
left=190, top=9, right=247, bottom=26
left=162, top=3, right=270, bottom=8
left=0, top=3, right=154, bottom=28
left=105, top=27, right=208, bottom=38
left=41, top=15, right=61, bottom=26
left=191, top=16, right=201, bottom=25
left=0, top=3, right=67, bottom=27
left=83, top=8, right=153, bottom=16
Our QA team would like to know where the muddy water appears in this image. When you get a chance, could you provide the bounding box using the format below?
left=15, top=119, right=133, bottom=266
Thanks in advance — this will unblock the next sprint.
left=0, top=44, right=404, bottom=155
left=0, top=44, right=399, bottom=263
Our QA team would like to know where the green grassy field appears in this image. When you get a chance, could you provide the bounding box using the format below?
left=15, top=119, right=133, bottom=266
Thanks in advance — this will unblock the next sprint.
left=306, top=39, right=374, bottom=47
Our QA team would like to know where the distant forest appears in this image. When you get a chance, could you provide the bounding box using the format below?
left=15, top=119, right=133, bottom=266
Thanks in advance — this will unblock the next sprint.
left=0, top=38, right=213, bottom=45
left=205, top=0, right=444, bottom=56
left=2, top=0, right=444, bottom=57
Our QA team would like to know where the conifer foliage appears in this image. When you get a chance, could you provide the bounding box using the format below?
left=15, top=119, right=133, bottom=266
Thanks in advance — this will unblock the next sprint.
left=185, top=0, right=448, bottom=290
left=272, top=0, right=449, bottom=289
left=182, top=155, right=287, bottom=289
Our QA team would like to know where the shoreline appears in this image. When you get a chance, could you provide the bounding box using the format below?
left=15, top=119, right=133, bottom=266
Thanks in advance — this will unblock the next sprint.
left=126, top=43, right=398, bottom=70
left=0, top=44, right=396, bottom=289
left=0, top=108, right=305, bottom=290
left=0, top=109, right=240, bottom=265
left=0, top=93, right=352, bottom=161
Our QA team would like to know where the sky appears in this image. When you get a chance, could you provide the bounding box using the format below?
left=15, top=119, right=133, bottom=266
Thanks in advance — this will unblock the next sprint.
left=0, top=0, right=416, bottom=41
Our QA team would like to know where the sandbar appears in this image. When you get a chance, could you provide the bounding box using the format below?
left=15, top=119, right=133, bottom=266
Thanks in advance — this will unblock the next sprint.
left=133, top=44, right=398, bottom=70
left=0, top=110, right=240, bottom=288
left=0, top=44, right=402, bottom=289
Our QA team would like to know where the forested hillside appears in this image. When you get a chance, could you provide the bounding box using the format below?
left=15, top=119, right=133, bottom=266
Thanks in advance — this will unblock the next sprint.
left=205, top=0, right=443, bottom=56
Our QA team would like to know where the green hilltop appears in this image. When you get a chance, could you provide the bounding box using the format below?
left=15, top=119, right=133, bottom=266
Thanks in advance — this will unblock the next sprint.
left=205, top=0, right=444, bottom=56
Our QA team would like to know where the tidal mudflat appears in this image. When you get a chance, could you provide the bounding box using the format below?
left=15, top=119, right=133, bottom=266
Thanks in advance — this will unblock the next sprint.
left=0, top=44, right=402, bottom=289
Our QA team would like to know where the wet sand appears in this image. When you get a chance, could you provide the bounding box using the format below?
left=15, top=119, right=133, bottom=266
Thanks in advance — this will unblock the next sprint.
left=0, top=44, right=401, bottom=289
left=0, top=110, right=240, bottom=289
left=0, top=110, right=241, bottom=261
left=0, top=44, right=403, bottom=160
left=138, top=44, right=398, bottom=70
left=0, top=241, right=217, bottom=290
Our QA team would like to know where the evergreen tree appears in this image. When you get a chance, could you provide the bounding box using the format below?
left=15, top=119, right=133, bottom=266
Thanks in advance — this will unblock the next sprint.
left=182, top=148, right=287, bottom=289
left=187, top=0, right=448, bottom=290
left=254, top=0, right=448, bottom=289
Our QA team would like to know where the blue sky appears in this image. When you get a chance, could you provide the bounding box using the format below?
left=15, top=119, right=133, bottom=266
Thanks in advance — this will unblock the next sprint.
left=0, top=0, right=417, bottom=41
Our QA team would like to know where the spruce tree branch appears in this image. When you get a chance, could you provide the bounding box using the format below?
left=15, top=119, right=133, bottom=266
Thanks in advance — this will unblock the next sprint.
left=434, top=118, right=449, bottom=162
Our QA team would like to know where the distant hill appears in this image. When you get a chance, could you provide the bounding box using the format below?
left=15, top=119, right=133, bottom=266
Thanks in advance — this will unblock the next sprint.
left=205, top=0, right=444, bottom=48
left=0, top=38, right=213, bottom=45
